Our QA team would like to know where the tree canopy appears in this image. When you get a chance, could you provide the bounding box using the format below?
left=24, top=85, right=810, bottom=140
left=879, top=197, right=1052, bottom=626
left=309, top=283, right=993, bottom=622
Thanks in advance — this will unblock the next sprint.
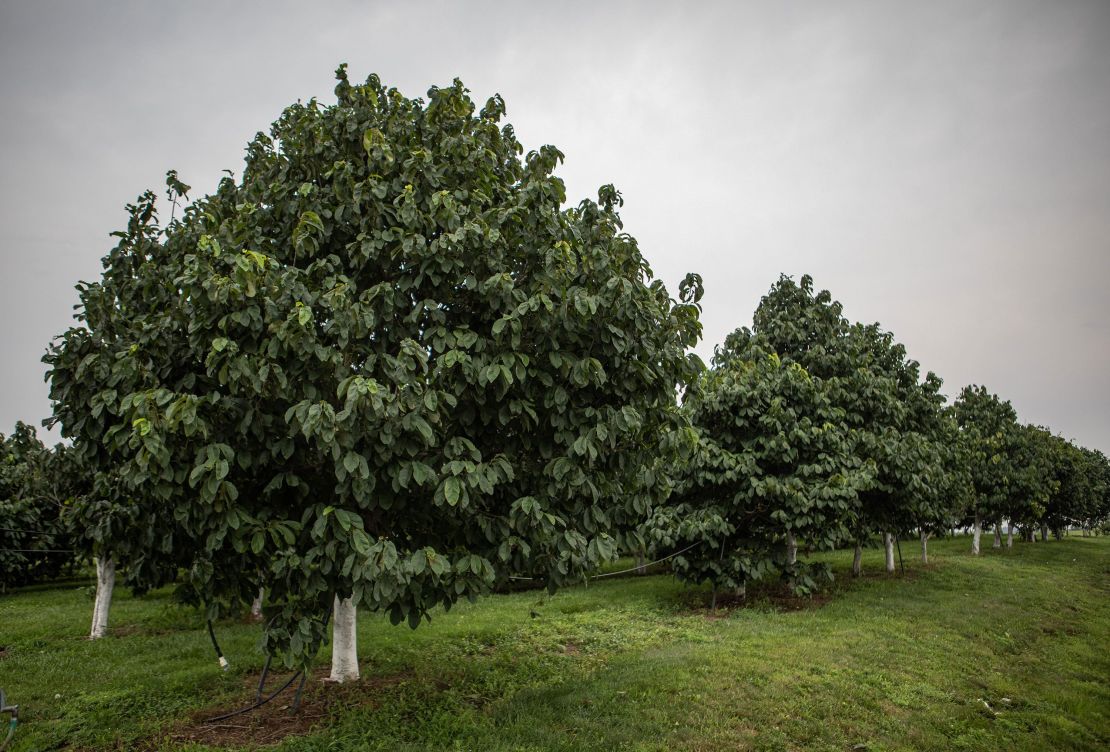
left=44, top=67, right=704, bottom=665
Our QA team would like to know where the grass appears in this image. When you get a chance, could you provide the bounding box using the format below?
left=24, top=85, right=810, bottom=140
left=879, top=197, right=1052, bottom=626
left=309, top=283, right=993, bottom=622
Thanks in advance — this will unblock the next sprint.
left=0, top=535, right=1107, bottom=751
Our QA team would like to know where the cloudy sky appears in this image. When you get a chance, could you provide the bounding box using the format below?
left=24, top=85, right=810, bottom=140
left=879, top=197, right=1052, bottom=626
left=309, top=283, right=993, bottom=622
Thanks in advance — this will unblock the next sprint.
left=1, top=0, right=1108, bottom=452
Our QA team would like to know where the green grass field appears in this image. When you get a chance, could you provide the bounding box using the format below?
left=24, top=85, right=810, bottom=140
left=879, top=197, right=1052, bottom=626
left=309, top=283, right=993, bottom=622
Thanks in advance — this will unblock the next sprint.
left=1, top=535, right=1107, bottom=751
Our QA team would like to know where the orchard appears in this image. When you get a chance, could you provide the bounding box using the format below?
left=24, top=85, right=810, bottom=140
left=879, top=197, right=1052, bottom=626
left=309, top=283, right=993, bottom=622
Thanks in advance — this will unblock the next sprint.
left=1, top=67, right=1107, bottom=751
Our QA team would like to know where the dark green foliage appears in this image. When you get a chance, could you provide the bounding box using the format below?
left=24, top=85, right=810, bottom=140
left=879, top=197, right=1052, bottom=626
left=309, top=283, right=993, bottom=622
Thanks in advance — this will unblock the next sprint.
left=952, top=385, right=1017, bottom=526
left=1041, top=436, right=1108, bottom=535
left=999, top=424, right=1057, bottom=533
left=845, top=323, right=960, bottom=542
left=0, top=423, right=81, bottom=590
left=44, top=67, right=703, bottom=664
left=659, top=330, right=871, bottom=597
left=951, top=386, right=1063, bottom=537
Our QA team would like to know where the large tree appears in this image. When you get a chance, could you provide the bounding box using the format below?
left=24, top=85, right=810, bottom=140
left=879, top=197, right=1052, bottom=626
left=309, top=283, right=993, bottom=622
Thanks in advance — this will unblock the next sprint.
left=952, top=385, right=1019, bottom=553
left=997, top=424, right=1057, bottom=547
left=45, top=67, right=703, bottom=675
left=653, top=310, right=872, bottom=602
left=842, top=324, right=960, bottom=571
left=44, top=184, right=193, bottom=638
left=718, top=275, right=959, bottom=575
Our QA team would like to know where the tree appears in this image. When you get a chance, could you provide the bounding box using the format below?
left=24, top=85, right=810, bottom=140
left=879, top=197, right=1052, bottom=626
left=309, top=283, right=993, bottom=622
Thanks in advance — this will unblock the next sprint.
left=718, top=275, right=959, bottom=576
left=44, top=184, right=192, bottom=638
left=842, top=324, right=956, bottom=572
left=1040, top=435, right=1101, bottom=540
left=952, top=385, right=1017, bottom=554
left=997, top=424, right=1056, bottom=547
left=1076, top=448, right=1110, bottom=534
left=45, top=67, right=704, bottom=675
left=657, top=339, right=870, bottom=602
left=0, top=423, right=81, bottom=591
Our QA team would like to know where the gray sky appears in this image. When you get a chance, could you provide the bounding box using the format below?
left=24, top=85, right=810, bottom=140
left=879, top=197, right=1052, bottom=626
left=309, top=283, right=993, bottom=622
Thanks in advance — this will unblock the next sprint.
left=1, top=0, right=1108, bottom=453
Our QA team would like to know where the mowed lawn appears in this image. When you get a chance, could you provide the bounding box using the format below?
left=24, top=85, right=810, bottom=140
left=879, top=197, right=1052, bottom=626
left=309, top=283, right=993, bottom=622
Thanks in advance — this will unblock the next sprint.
left=1, top=535, right=1107, bottom=751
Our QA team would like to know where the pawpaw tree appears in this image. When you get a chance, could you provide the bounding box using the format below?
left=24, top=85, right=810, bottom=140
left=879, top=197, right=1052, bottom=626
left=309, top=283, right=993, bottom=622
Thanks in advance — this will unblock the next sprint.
left=658, top=337, right=871, bottom=599
left=718, top=275, right=957, bottom=573
left=0, top=423, right=83, bottom=591
left=44, top=183, right=197, bottom=637
left=45, top=66, right=703, bottom=668
left=952, top=385, right=1021, bottom=552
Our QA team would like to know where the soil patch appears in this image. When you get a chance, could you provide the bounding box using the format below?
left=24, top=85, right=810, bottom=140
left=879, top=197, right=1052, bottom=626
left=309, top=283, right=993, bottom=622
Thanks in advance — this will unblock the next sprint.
left=153, top=667, right=411, bottom=749
left=675, top=583, right=837, bottom=617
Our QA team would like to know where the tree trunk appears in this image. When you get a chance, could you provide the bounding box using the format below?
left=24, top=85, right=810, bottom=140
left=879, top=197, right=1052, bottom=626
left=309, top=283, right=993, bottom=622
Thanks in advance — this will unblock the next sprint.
left=992, top=521, right=1002, bottom=548
left=883, top=532, right=895, bottom=574
left=920, top=531, right=929, bottom=564
left=732, top=581, right=746, bottom=599
left=786, top=531, right=797, bottom=565
left=1040, top=523, right=1050, bottom=542
left=852, top=544, right=863, bottom=577
left=328, top=596, right=359, bottom=683
left=634, top=551, right=646, bottom=575
left=90, top=556, right=116, bottom=639
left=971, top=515, right=982, bottom=555
left=1025, top=528, right=1035, bottom=543
left=251, top=588, right=264, bottom=621
left=1006, top=523, right=1013, bottom=549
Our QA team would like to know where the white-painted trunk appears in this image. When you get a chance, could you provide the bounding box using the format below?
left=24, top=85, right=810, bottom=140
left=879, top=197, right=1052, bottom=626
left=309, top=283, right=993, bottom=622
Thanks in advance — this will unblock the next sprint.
left=1040, top=523, right=1050, bottom=542
left=883, top=533, right=895, bottom=573
left=89, top=556, right=116, bottom=639
left=992, top=522, right=1002, bottom=548
left=328, top=595, right=359, bottom=683
left=732, top=581, right=746, bottom=599
left=1006, top=524, right=1013, bottom=549
left=634, top=551, right=646, bottom=575
left=251, top=588, right=264, bottom=620
left=786, top=532, right=797, bottom=565
left=920, top=531, right=929, bottom=564
left=851, top=544, right=863, bottom=577
left=971, top=516, right=982, bottom=555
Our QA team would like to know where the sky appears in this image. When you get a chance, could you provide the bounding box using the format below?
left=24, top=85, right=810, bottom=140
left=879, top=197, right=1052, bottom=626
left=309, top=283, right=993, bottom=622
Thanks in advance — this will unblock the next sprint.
left=1, top=0, right=1108, bottom=453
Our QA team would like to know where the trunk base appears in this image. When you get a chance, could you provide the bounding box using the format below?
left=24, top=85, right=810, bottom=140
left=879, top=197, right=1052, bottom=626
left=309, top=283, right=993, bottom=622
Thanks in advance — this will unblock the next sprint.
left=328, top=596, right=360, bottom=683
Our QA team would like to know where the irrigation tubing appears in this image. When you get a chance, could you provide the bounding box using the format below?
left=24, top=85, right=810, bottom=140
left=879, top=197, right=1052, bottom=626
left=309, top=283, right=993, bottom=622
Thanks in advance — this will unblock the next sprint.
left=206, top=619, right=228, bottom=670
left=202, top=670, right=304, bottom=724
left=507, top=541, right=703, bottom=582
left=0, top=548, right=73, bottom=554
left=256, top=655, right=274, bottom=702
left=202, top=607, right=332, bottom=723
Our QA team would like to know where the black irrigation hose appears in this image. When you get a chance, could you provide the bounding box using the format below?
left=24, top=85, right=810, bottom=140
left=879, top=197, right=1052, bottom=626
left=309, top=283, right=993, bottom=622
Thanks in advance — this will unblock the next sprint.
left=203, top=670, right=304, bottom=724
left=203, top=607, right=333, bottom=722
left=256, top=654, right=274, bottom=702
left=506, top=541, right=703, bottom=583
left=896, top=536, right=905, bottom=575
left=291, top=671, right=309, bottom=711
left=0, top=548, right=73, bottom=554
left=206, top=619, right=228, bottom=670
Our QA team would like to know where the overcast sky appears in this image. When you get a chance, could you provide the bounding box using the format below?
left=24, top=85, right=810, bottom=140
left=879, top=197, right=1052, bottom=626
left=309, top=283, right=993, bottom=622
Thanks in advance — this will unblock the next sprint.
left=1, top=0, right=1108, bottom=453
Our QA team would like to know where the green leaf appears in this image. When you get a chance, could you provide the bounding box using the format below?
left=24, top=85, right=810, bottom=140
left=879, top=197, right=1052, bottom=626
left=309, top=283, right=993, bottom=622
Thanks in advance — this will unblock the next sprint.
left=444, top=477, right=461, bottom=506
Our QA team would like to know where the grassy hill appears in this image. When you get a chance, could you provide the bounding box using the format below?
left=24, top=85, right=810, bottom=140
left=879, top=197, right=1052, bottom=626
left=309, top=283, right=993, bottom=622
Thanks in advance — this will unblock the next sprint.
left=0, top=535, right=1107, bottom=751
